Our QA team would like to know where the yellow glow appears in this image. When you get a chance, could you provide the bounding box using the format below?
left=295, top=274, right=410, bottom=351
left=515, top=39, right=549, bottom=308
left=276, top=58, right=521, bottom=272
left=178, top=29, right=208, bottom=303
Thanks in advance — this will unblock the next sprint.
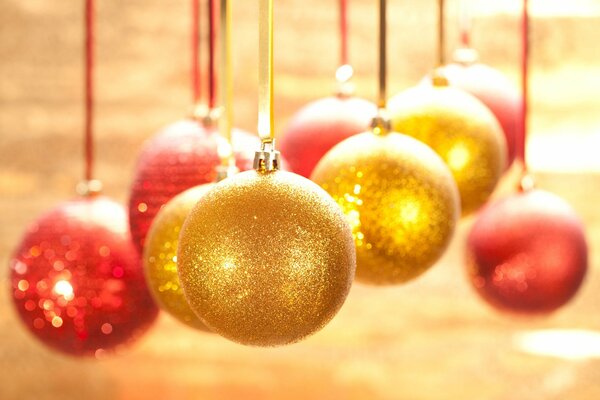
left=515, top=329, right=600, bottom=360
left=447, top=144, right=471, bottom=171
left=53, top=280, right=74, bottom=301
left=399, top=199, right=421, bottom=224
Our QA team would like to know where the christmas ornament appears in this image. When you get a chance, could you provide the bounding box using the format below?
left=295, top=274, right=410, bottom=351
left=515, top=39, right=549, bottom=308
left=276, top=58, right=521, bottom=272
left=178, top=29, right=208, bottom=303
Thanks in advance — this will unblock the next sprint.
left=388, top=83, right=506, bottom=215
left=389, top=0, right=506, bottom=215
left=178, top=169, right=355, bottom=346
left=143, top=184, right=213, bottom=330
left=128, top=115, right=258, bottom=255
left=279, top=0, right=376, bottom=178
left=312, top=0, right=460, bottom=285
left=280, top=95, right=376, bottom=178
left=312, top=130, right=459, bottom=284
left=466, top=189, right=587, bottom=314
left=431, top=54, right=521, bottom=167
left=10, top=196, right=158, bottom=356
left=128, top=0, right=259, bottom=254
left=465, top=0, right=588, bottom=314
left=177, top=0, right=356, bottom=346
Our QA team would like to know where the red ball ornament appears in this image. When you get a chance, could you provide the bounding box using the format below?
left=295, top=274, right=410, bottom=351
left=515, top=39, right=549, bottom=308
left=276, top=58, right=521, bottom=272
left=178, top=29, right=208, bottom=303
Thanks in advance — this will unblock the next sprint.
left=280, top=96, right=376, bottom=178
left=128, top=119, right=258, bottom=252
left=466, top=189, right=588, bottom=314
left=9, top=196, right=159, bottom=357
left=425, top=61, right=521, bottom=166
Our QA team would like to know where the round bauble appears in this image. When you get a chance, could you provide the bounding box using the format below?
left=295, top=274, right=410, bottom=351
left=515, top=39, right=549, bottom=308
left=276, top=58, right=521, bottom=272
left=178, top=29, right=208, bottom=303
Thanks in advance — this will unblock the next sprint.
left=424, top=61, right=521, bottom=166
left=389, top=83, right=507, bottom=215
left=311, top=131, right=460, bottom=285
left=466, top=189, right=588, bottom=314
left=177, top=170, right=356, bottom=346
left=280, top=96, right=376, bottom=178
left=9, top=196, right=158, bottom=357
left=143, top=184, right=214, bottom=330
left=128, top=119, right=258, bottom=253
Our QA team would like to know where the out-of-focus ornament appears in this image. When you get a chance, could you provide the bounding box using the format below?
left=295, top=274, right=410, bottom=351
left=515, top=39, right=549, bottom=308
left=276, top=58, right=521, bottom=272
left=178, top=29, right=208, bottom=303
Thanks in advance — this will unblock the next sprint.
left=388, top=79, right=506, bottom=215
left=143, top=184, right=214, bottom=330
left=9, top=196, right=158, bottom=357
left=423, top=48, right=521, bottom=166
left=466, top=188, right=587, bottom=314
left=128, top=118, right=258, bottom=253
left=280, top=67, right=376, bottom=178
left=312, top=124, right=459, bottom=285
left=177, top=168, right=356, bottom=346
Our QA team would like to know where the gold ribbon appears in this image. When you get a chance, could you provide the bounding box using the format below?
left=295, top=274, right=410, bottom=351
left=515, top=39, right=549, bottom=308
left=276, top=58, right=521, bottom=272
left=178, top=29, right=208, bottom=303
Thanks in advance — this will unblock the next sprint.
left=218, top=0, right=234, bottom=166
left=258, top=0, right=274, bottom=144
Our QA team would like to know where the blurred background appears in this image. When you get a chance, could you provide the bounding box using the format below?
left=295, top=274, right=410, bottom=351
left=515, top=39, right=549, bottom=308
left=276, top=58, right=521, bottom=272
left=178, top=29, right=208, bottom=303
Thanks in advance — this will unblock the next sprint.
left=1, top=0, right=600, bottom=399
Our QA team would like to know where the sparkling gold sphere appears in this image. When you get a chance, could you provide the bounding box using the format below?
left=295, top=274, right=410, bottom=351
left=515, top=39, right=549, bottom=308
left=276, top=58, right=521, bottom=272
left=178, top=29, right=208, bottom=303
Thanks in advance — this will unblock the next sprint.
left=177, top=170, right=356, bottom=346
left=388, top=83, right=507, bottom=215
left=311, top=131, right=460, bottom=285
left=143, top=184, right=214, bottom=330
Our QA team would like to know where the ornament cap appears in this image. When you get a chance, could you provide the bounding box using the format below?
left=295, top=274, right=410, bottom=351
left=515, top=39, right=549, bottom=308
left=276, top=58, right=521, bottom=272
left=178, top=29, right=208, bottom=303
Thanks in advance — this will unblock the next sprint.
left=253, top=140, right=281, bottom=172
left=76, top=179, right=103, bottom=197
left=335, top=64, right=355, bottom=98
left=453, top=47, right=479, bottom=66
left=370, top=109, right=391, bottom=136
left=191, top=104, right=222, bottom=128
left=519, top=173, right=536, bottom=192
left=431, top=67, right=450, bottom=87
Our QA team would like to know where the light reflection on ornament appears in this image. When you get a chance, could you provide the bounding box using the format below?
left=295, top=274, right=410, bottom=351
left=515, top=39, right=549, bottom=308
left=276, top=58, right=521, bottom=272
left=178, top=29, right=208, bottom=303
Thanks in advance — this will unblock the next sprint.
left=312, top=130, right=460, bottom=285
left=466, top=189, right=588, bottom=314
left=9, top=196, right=158, bottom=357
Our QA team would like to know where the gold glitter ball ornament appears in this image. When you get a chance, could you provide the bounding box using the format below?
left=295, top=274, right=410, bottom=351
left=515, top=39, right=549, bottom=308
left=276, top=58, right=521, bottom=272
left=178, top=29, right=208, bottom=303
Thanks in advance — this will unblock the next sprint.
left=311, top=131, right=460, bottom=285
left=177, top=170, right=356, bottom=346
left=388, top=83, right=507, bottom=215
left=143, top=184, right=215, bottom=330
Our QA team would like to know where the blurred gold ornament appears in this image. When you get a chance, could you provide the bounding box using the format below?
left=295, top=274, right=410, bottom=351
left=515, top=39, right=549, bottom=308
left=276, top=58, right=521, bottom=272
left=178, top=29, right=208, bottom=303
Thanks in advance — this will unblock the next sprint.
left=177, top=170, right=356, bottom=346
left=388, top=81, right=506, bottom=215
left=144, top=184, right=214, bottom=330
left=311, top=130, right=460, bottom=285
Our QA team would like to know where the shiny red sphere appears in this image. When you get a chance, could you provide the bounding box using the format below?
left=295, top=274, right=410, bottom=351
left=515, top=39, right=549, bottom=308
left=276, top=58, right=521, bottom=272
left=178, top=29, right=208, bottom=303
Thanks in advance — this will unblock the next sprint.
left=425, top=63, right=521, bottom=166
left=280, top=96, right=376, bottom=178
left=466, top=189, right=587, bottom=314
left=128, top=119, right=258, bottom=252
left=9, top=196, right=159, bottom=357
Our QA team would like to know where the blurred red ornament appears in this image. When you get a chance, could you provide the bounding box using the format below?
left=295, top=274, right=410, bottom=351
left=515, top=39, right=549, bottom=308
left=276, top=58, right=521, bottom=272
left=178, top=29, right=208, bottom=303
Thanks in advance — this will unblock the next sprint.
left=425, top=58, right=521, bottom=166
left=280, top=96, right=376, bottom=178
left=466, top=189, right=588, bottom=314
left=9, top=196, right=158, bottom=357
left=128, top=118, right=258, bottom=252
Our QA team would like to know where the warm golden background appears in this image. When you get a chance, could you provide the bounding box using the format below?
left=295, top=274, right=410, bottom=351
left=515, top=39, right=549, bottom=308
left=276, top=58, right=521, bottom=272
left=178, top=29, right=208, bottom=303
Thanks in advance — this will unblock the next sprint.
left=1, top=0, right=600, bottom=399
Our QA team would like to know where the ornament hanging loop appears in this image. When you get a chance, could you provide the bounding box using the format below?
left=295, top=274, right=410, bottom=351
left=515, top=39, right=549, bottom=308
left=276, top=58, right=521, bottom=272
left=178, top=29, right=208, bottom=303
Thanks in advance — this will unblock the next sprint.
left=253, top=139, right=281, bottom=173
left=76, top=179, right=103, bottom=197
left=370, top=110, right=391, bottom=136
left=335, top=64, right=355, bottom=97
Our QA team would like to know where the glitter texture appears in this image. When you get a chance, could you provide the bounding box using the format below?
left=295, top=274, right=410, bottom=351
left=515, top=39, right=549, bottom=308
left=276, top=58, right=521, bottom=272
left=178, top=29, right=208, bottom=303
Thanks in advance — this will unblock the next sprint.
left=389, top=84, right=506, bottom=215
left=466, top=189, right=588, bottom=314
left=311, top=131, right=460, bottom=285
left=144, top=184, right=214, bottom=330
left=177, top=170, right=356, bottom=346
left=9, top=196, right=158, bottom=356
left=128, top=119, right=258, bottom=253
left=431, top=62, right=521, bottom=166
left=280, top=96, right=376, bottom=178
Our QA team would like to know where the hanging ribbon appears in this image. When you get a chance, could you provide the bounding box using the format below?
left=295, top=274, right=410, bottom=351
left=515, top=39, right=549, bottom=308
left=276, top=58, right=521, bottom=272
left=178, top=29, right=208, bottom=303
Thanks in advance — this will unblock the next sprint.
left=518, top=0, right=529, bottom=168
left=218, top=0, right=235, bottom=169
left=258, top=0, right=274, bottom=144
left=191, top=0, right=201, bottom=105
left=208, top=0, right=217, bottom=109
left=459, top=0, right=471, bottom=49
left=437, top=0, right=446, bottom=67
left=377, top=0, right=386, bottom=110
left=84, top=0, right=95, bottom=182
left=340, top=0, right=348, bottom=67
